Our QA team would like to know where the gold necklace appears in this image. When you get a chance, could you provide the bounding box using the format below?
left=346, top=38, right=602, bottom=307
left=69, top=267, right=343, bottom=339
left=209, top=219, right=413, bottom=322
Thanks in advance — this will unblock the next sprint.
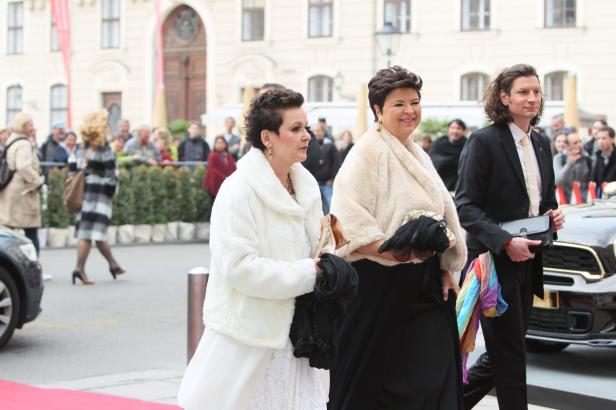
left=286, top=175, right=295, bottom=195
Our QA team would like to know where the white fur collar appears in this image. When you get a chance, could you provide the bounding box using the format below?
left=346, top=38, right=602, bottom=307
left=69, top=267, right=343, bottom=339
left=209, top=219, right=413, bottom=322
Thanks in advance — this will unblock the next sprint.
left=236, top=148, right=321, bottom=216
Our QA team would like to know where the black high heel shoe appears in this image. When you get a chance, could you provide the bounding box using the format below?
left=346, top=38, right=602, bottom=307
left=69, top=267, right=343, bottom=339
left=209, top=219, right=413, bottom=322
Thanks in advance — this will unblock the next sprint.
left=72, top=270, right=94, bottom=285
left=109, top=266, right=126, bottom=280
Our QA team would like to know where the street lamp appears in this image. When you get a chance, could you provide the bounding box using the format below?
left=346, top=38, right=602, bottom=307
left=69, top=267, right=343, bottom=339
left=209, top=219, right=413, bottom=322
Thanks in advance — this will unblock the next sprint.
left=375, top=22, right=401, bottom=68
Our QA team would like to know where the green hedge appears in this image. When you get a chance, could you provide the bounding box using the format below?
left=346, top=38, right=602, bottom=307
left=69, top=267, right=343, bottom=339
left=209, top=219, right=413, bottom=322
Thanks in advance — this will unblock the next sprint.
left=44, top=166, right=213, bottom=228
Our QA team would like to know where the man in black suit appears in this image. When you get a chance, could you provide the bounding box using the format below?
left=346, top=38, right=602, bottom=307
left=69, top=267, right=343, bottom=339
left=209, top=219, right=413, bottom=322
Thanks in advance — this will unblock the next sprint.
left=455, top=64, right=565, bottom=410
left=592, top=126, right=616, bottom=188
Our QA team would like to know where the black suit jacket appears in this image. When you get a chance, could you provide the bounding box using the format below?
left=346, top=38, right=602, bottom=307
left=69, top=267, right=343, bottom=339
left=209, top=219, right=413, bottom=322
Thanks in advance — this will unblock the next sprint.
left=592, top=149, right=616, bottom=185
left=455, top=123, right=558, bottom=298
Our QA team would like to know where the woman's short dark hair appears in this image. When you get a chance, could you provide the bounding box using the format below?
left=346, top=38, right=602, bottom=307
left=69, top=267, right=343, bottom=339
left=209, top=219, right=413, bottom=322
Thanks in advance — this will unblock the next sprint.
left=483, top=64, right=544, bottom=126
left=448, top=118, right=467, bottom=129
left=245, top=88, right=304, bottom=151
left=368, top=66, right=423, bottom=122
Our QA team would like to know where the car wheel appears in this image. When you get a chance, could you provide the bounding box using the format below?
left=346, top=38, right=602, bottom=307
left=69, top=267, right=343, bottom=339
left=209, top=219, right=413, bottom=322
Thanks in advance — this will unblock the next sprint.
left=526, top=339, right=569, bottom=353
left=0, top=267, right=20, bottom=349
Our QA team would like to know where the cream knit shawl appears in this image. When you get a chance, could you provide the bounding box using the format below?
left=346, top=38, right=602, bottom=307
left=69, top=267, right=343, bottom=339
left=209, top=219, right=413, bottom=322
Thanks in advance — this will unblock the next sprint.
left=330, top=125, right=467, bottom=272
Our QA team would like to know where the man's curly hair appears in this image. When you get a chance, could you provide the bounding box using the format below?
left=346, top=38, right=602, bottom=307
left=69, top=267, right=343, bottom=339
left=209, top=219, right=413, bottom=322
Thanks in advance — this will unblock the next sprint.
left=245, top=88, right=304, bottom=150
left=368, top=66, right=423, bottom=122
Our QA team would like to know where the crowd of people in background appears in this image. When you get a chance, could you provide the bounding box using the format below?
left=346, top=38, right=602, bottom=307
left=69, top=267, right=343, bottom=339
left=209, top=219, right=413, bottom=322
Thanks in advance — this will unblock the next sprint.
left=546, top=116, right=615, bottom=203
left=1, top=95, right=614, bottom=220
left=423, top=114, right=615, bottom=204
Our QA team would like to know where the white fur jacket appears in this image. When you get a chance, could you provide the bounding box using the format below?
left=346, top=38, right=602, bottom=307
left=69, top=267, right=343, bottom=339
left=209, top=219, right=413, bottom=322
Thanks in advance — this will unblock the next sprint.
left=331, top=125, right=467, bottom=272
left=203, top=148, right=322, bottom=349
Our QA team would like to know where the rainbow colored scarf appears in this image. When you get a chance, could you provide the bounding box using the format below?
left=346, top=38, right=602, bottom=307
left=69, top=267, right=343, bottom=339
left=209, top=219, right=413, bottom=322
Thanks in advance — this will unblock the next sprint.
left=456, top=252, right=508, bottom=383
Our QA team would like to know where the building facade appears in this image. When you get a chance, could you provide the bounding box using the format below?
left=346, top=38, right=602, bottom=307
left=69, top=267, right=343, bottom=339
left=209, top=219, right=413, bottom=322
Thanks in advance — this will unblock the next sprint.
left=0, top=0, right=614, bottom=140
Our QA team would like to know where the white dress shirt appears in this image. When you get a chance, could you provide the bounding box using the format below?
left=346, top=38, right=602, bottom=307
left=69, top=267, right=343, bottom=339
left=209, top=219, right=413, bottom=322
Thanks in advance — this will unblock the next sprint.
left=508, top=122, right=542, bottom=202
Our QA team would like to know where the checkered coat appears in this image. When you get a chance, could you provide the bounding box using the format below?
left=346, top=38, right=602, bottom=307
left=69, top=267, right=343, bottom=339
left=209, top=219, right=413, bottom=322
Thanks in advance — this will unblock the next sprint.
left=68, top=144, right=117, bottom=241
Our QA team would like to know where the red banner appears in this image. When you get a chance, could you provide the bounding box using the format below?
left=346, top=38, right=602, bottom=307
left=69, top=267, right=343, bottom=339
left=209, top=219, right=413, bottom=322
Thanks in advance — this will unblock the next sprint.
left=51, top=0, right=72, bottom=128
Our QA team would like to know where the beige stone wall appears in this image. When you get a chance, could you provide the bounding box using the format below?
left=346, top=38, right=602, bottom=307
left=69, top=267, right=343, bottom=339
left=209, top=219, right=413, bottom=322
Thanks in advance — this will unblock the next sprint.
left=0, top=0, right=614, bottom=142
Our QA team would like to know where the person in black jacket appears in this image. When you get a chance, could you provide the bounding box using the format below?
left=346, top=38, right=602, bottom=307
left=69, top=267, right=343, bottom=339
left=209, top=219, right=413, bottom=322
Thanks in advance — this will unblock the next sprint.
left=584, top=119, right=608, bottom=158
left=429, top=118, right=468, bottom=192
left=302, top=127, right=321, bottom=178
left=40, top=121, right=65, bottom=163
left=455, top=64, right=564, bottom=410
left=592, top=126, right=616, bottom=188
left=313, top=121, right=340, bottom=214
left=178, top=122, right=210, bottom=168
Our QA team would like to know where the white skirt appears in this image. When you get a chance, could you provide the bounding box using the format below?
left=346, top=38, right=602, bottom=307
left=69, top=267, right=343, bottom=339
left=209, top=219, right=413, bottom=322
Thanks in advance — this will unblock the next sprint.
left=177, top=328, right=328, bottom=410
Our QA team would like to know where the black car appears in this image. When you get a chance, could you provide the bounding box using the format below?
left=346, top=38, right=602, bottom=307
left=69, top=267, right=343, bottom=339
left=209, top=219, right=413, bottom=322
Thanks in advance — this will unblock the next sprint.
left=526, top=186, right=616, bottom=352
left=0, top=226, right=44, bottom=349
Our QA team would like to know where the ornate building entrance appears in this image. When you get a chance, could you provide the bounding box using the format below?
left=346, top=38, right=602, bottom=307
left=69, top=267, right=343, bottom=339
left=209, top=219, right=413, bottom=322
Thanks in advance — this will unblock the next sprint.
left=162, top=5, right=206, bottom=122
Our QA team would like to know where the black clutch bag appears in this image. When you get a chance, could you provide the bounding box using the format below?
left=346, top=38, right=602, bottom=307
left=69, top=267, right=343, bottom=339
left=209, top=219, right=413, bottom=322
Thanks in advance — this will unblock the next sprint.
left=499, top=215, right=553, bottom=250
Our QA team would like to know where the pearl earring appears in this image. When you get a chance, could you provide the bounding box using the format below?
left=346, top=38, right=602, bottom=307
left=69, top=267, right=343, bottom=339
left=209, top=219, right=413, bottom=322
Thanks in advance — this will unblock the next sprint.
left=267, top=144, right=273, bottom=157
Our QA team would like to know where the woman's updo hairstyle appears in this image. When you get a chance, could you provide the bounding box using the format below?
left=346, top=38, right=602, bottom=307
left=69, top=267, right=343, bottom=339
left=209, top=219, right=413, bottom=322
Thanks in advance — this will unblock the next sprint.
left=368, top=66, right=423, bottom=122
left=80, top=109, right=109, bottom=148
left=245, top=88, right=304, bottom=151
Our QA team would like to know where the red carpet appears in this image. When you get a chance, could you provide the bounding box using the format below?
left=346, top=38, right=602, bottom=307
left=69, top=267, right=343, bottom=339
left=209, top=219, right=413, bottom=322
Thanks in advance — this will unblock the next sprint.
left=0, top=380, right=181, bottom=410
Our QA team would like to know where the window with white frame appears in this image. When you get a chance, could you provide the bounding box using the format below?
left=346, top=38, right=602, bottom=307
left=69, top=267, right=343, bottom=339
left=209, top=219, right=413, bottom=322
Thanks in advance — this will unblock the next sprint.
left=384, top=0, right=410, bottom=33
left=460, top=72, right=489, bottom=101
left=7, top=1, right=24, bottom=55
left=101, top=0, right=121, bottom=49
left=50, top=84, right=68, bottom=127
left=51, top=18, right=59, bottom=52
left=544, top=71, right=567, bottom=101
left=6, top=85, right=23, bottom=125
left=545, top=0, right=576, bottom=28
left=242, top=0, right=265, bottom=41
left=307, top=75, right=333, bottom=102
left=309, top=0, right=333, bottom=38
left=461, top=0, right=490, bottom=31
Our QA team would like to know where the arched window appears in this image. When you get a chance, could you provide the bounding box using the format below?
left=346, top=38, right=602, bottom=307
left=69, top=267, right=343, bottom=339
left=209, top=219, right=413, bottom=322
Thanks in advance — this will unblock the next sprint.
left=6, top=85, right=23, bottom=125
left=460, top=72, right=489, bottom=101
left=50, top=84, right=68, bottom=127
left=307, top=75, right=333, bottom=102
left=544, top=71, right=567, bottom=101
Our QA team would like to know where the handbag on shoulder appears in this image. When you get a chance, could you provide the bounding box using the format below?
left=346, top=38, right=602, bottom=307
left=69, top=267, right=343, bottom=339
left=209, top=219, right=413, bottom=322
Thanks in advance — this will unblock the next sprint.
left=63, top=170, right=85, bottom=213
left=499, top=215, right=553, bottom=250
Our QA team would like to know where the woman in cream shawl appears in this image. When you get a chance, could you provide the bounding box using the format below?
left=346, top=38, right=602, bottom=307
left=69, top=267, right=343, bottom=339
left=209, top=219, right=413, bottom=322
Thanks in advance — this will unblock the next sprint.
left=328, top=66, right=467, bottom=410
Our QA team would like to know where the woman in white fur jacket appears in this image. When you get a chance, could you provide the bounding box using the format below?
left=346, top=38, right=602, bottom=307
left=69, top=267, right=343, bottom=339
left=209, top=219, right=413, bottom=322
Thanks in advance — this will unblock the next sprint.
left=178, top=89, right=328, bottom=410
left=328, top=67, right=468, bottom=410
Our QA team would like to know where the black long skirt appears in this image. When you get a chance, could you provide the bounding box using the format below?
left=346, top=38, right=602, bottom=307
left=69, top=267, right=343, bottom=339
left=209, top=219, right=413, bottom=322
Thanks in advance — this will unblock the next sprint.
left=328, top=256, right=463, bottom=410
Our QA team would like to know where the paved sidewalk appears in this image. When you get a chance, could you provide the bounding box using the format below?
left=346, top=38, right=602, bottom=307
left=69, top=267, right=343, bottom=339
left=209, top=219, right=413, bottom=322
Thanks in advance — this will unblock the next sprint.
left=39, top=369, right=554, bottom=409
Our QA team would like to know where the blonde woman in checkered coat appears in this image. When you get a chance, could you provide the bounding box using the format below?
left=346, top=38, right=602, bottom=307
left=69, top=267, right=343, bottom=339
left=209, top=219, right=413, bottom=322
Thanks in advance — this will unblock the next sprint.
left=68, top=110, right=125, bottom=285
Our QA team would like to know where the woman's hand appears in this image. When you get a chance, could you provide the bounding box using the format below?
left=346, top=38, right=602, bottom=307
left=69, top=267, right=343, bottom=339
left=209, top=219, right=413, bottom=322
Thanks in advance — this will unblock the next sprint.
left=441, top=270, right=460, bottom=301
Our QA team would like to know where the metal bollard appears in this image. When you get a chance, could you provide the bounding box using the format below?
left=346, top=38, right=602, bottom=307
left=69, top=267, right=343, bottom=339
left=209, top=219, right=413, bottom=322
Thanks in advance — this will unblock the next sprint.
left=187, top=266, right=209, bottom=363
